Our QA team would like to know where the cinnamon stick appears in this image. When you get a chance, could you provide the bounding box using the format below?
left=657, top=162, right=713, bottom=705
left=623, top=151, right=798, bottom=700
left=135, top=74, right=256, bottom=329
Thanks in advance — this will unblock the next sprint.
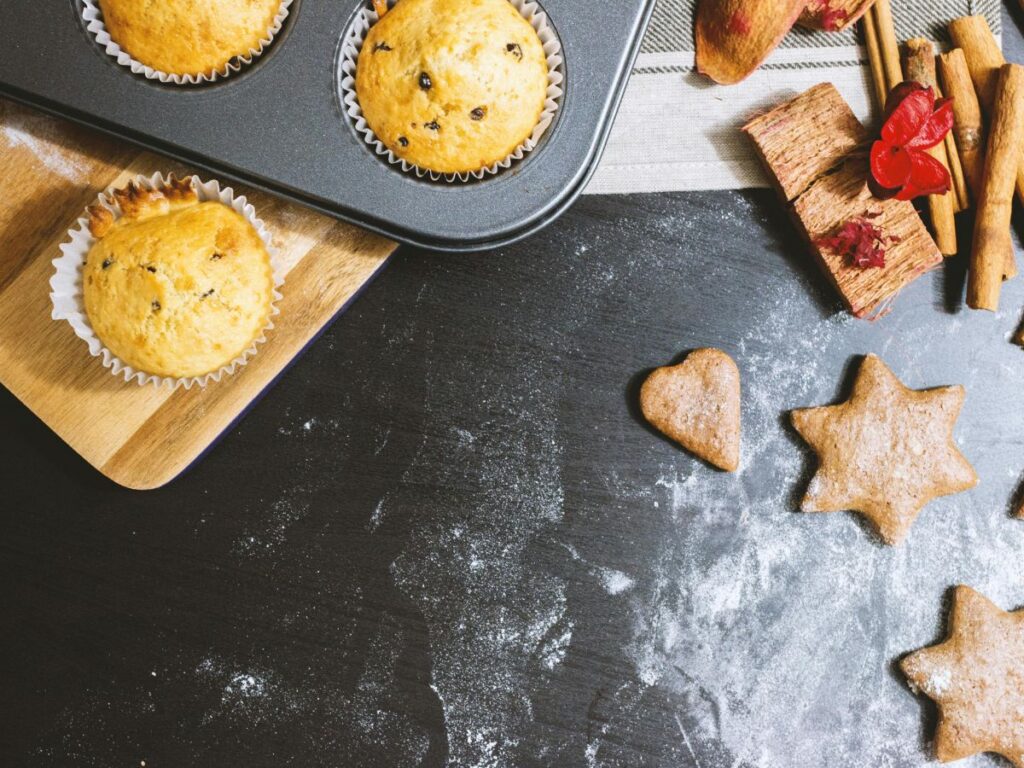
left=949, top=16, right=1003, bottom=110
left=938, top=50, right=986, bottom=195
left=945, top=133, right=970, bottom=212
left=949, top=15, right=1024, bottom=206
left=873, top=0, right=903, bottom=93
left=967, top=64, right=1024, bottom=311
left=861, top=11, right=888, bottom=109
left=939, top=49, right=1017, bottom=278
left=904, top=38, right=957, bottom=255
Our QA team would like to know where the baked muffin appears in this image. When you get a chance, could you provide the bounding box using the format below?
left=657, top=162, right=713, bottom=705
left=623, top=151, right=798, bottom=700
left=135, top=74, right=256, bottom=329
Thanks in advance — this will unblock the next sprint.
left=97, top=0, right=283, bottom=77
left=83, top=178, right=275, bottom=380
left=356, top=0, right=549, bottom=174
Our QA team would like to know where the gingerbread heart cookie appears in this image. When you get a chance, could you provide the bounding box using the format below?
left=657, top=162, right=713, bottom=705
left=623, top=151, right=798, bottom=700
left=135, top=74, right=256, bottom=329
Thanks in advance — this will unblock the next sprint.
left=901, top=586, right=1024, bottom=766
left=640, top=348, right=741, bottom=472
left=791, top=354, right=978, bottom=544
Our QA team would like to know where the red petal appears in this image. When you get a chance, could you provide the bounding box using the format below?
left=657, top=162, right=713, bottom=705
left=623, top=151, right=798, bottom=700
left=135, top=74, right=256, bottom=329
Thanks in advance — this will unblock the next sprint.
left=881, top=87, right=934, bottom=146
left=906, top=150, right=951, bottom=196
left=905, top=98, right=954, bottom=149
left=894, top=183, right=922, bottom=201
left=870, top=141, right=912, bottom=189
left=882, top=82, right=928, bottom=121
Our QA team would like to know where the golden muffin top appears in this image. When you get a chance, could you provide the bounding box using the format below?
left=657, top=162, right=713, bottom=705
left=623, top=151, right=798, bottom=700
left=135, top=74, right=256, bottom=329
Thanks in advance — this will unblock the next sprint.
left=355, top=0, right=549, bottom=174
left=83, top=179, right=275, bottom=379
left=97, top=0, right=283, bottom=76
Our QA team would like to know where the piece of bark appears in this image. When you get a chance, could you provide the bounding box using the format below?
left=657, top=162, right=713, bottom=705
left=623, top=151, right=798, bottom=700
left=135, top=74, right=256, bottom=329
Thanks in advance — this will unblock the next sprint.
left=745, top=83, right=943, bottom=318
left=743, top=82, right=867, bottom=202
left=904, top=38, right=958, bottom=255
left=695, top=0, right=808, bottom=85
left=968, top=64, right=1024, bottom=311
left=798, top=0, right=873, bottom=31
left=794, top=163, right=943, bottom=316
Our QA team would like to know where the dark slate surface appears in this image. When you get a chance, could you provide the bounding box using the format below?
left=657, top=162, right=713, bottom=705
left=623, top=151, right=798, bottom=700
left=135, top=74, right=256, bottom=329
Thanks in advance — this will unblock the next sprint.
left=4, top=7, right=1024, bottom=768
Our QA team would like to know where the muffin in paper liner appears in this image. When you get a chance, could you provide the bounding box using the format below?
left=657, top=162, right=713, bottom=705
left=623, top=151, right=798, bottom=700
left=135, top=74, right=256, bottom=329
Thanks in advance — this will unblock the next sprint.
left=50, top=173, right=284, bottom=389
left=80, top=0, right=293, bottom=85
left=338, top=0, right=564, bottom=182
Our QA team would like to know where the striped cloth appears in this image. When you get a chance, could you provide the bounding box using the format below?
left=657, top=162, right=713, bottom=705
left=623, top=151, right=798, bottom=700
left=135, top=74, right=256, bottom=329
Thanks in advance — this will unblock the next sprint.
left=586, top=0, right=1001, bottom=194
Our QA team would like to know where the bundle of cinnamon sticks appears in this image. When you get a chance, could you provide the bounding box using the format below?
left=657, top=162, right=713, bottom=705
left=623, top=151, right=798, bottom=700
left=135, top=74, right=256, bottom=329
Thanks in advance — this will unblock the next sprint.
left=862, top=5, right=1024, bottom=327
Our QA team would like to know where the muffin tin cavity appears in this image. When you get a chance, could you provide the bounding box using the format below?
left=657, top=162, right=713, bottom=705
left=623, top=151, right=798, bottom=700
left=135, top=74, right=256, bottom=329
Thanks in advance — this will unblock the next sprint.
left=337, top=0, right=564, bottom=183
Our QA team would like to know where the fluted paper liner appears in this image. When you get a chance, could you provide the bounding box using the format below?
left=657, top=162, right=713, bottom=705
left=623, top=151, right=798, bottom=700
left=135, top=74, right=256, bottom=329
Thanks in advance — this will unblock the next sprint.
left=81, top=0, right=293, bottom=85
left=51, top=173, right=284, bottom=389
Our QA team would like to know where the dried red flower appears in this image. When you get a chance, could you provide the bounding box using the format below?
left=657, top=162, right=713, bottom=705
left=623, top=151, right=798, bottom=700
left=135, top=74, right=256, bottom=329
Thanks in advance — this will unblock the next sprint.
left=869, top=82, right=954, bottom=201
left=816, top=212, right=901, bottom=269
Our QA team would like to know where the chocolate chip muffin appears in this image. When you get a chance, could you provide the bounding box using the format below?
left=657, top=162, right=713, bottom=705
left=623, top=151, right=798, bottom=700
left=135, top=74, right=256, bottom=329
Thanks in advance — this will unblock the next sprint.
left=83, top=178, right=275, bottom=379
left=355, top=0, right=549, bottom=175
left=97, top=0, right=283, bottom=77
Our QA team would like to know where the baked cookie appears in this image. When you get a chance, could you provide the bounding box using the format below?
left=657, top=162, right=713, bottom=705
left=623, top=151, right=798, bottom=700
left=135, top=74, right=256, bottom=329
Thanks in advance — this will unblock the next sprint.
left=97, top=0, right=283, bottom=77
left=791, top=354, right=978, bottom=544
left=640, top=348, right=741, bottom=472
left=356, top=0, right=549, bottom=174
left=901, top=586, right=1024, bottom=766
left=83, top=178, right=274, bottom=379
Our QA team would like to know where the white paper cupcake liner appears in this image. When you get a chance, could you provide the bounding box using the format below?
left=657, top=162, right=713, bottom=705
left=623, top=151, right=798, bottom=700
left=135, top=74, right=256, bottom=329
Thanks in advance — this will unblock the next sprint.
left=81, top=0, right=293, bottom=85
left=338, top=0, right=564, bottom=182
left=51, top=173, right=285, bottom=390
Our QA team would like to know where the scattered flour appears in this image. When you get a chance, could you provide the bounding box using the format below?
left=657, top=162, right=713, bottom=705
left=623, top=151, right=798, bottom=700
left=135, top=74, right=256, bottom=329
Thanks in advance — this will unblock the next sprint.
left=0, top=103, right=90, bottom=182
left=602, top=570, right=635, bottom=596
left=612, top=282, right=1024, bottom=768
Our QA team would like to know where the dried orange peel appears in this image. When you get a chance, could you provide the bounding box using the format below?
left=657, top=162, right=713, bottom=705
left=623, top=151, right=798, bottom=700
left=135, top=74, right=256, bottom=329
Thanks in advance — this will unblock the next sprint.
left=695, top=0, right=808, bottom=85
left=696, top=0, right=861, bottom=84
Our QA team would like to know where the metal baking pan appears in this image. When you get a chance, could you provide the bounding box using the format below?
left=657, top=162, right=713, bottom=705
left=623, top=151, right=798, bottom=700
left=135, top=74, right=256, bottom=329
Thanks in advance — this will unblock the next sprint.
left=0, top=0, right=656, bottom=252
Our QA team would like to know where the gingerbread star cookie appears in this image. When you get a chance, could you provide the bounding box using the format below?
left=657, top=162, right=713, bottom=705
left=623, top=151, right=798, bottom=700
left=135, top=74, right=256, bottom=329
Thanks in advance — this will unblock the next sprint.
left=640, top=348, right=741, bottom=472
left=790, top=354, right=977, bottom=544
left=901, top=586, right=1024, bottom=766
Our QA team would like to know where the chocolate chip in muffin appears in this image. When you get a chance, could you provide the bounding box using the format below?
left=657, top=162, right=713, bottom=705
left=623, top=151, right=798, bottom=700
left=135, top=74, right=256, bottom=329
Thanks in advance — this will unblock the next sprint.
left=200, top=289, right=216, bottom=299
left=418, top=72, right=432, bottom=90
left=151, top=300, right=161, bottom=312
left=210, top=252, right=223, bottom=261
left=424, top=120, right=440, bottom=131
left=398, top=136, right=409, bottom=147
left=145, top=265, right=157, bottom=273
left=373, top=41, right=393, bottom=52
left=101, top=258, right=113, bottom=270
left=470, top=106, right=487, bottom=121
left=506, top=42, right=523, bottom=61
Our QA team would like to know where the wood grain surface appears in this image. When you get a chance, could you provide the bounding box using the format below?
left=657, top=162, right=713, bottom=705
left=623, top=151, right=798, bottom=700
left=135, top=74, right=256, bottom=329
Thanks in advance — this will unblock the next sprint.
left=0, top=99, right=395, bottom=490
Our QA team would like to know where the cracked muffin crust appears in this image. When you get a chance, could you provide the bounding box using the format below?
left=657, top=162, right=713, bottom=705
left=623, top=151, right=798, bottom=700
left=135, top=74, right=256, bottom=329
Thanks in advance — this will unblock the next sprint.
left=83, top=178, right=274, bottom=379
left=96, top=0, right=283, bottom=77
left=355, top=0, right=549, bottom=174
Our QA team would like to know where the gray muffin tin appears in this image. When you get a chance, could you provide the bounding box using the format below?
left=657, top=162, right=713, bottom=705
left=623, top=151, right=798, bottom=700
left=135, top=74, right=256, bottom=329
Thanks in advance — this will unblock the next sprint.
left=0, top=0, right=656, bottom=251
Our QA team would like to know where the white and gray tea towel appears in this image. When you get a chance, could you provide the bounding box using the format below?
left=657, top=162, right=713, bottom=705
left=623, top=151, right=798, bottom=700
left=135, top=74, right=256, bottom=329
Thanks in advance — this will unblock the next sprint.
left=587, top=0, right=1001, bottom=194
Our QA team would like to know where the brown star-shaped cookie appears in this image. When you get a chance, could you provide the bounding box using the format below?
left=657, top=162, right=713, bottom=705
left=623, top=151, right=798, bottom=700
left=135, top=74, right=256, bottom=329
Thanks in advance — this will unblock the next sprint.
left=901, top=586, right=1024, bottom=766
left=790, top=354, right=977, bottom=544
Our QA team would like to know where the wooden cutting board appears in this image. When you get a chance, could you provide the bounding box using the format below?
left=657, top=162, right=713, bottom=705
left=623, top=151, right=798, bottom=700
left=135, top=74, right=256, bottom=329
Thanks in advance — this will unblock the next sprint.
left=0, top=99, right=396, bottom=490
